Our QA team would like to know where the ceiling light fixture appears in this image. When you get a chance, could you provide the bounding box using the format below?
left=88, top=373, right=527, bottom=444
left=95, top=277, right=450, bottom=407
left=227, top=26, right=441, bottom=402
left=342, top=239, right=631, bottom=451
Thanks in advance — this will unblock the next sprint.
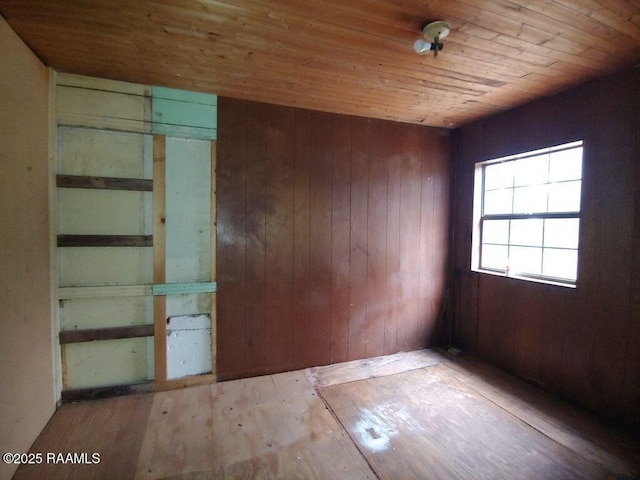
left=414, top=21, right=450, bottom=57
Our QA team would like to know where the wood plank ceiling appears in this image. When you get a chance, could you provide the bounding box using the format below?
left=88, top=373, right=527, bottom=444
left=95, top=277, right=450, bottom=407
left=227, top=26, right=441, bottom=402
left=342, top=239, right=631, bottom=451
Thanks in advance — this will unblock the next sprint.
left=1, top=0, right=639, bottom=127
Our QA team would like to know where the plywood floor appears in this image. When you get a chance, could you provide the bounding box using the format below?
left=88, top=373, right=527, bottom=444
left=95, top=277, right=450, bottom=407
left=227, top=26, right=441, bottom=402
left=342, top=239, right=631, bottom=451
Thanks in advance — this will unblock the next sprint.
left=14, top=350, right=640, bottom=479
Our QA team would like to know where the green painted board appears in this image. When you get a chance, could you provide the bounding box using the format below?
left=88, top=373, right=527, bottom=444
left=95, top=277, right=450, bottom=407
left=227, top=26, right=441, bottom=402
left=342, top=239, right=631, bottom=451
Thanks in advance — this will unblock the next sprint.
left=152, top=87, right=217, bottom=140
left=152, top=282, right=217, bottom=296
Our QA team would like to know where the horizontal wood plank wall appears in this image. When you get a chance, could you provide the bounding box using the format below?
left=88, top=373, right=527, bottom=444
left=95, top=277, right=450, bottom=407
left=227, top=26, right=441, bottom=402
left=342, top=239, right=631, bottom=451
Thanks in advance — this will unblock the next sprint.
left=217, top=98, right=452, bottom=380
left=451, top=68, right=640, bottom=433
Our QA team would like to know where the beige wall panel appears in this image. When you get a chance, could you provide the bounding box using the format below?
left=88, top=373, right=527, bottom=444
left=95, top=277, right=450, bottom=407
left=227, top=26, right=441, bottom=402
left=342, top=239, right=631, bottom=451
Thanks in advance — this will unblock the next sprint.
left=0, top=16, right=54, bottom=480
left=58, top=189, right=150, bottom=235
left=58, top=127, right=150, bottom=177
left=165, top=137, right=212, bottom=283
left=166, top=293, right=212, bottom=317
left=56, top=85, right=149, bottom=132
left=57, top=72, right=146, bottom=96
left=63, top=338, right=150, bottom=389
left=60, top=296, right=153, bottom=330
left=59, top=248, right=152, bottom=286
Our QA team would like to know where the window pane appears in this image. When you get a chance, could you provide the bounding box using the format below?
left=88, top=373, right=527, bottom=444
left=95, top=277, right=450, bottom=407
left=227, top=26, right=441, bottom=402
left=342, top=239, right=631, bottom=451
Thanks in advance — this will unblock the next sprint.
left=549, top=148, right=582, bottom=182
left=513, top=185, right=547, bottom=214
left=509, top=246, right=542, bottom=275
left=484, top=188, right=513, bottom=214
left=548, top=181, right=581, bottom=212
left=544, top=218, right=579, bottom=249
left=482, top=220, right=509, bottom=245
left=510, top=219, right=543, bottom=247
left=481, top=244, right=508, bottom=271
left=484, top=162, right=514, bottom=190
left=514, top=155, right=548, bottom=187
left=543, top=248, right=578, bottom=281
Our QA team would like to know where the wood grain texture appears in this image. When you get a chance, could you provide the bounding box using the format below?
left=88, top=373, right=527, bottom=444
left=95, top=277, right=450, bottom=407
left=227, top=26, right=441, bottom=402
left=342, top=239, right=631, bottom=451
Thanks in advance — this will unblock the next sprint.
left=451, top=69, right=640, bottom=432
left=152, top=135, right=167, bottom=382
left=14, top=394, right=153, bottom=480
left=2, top=1, right=640, bottom=127
left=56, top=174, right=152, bottom=191
left=319, top=365, right=629, bottom=480
left=14, top=351, right=640, bottom=480
left=217, top=99, right=452, bottom=380
left=59, top=324, right=153, bottom=344
left=57, top=234, right=152, bottom=247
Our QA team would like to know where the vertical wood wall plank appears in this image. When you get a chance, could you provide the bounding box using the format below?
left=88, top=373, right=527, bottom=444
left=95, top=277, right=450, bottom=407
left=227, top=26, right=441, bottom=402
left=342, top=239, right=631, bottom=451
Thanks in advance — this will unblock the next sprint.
left=307, top=112, right=333, bottom=368
left=365, top=119, right=388, bottom=358
left=347, top=117, right=370, bottom=361
left=216, top=98, right=248, bottom=379
left=397, top=125, right=423, bottom=352
left=383, top=123, right=402, bottom=355
left=153, top=134, right=167, bottom=382
left=244, top=103, right=267, bottom=376
left=329, top=115, right=351, bottom=364
left=292, top=109, right=312, bottom=366
left=264, top=104, right=295, bottom=372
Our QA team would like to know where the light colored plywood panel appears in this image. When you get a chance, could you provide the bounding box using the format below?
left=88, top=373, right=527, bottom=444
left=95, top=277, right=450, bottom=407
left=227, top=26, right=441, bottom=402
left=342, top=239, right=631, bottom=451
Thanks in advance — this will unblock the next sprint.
left=136, top=370, right=375, bottom=479
left=59, top=247, right=152, bottom=286
left=56, top=84, right=149, bottom=132
left=58, top=127, right=149, bottom=178
left=63, top=337, right=150, bottom=389
left=165, top=137, right=212, bottom=283
left=135, top=384, right=216, bottom=479
left=60, top=295, right=153, bottom=330
left=58, top=189, right=151, bottom=235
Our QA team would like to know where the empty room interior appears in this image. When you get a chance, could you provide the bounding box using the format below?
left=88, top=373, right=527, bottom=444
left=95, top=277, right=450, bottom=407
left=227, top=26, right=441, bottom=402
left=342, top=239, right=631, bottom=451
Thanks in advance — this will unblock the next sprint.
left=1, top=1, right=640, bottom=479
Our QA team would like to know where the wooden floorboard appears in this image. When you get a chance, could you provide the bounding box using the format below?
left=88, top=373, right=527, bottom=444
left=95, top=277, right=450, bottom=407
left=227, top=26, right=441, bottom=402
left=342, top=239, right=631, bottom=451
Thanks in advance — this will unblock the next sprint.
left=13, top=349, right=640, bottom=479
left=306, top=349, right=447, bottom=388
left=14, top=394, right=153, bottom=480
left=318, top=363, right=640, bottom=480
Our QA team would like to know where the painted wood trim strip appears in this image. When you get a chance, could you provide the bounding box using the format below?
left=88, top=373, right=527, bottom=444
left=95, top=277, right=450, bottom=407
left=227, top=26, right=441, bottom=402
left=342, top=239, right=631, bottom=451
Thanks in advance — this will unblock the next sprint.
left=57, top=235, right=153, bottom=247
left=152, top=282, right=217, bottom=296
left=151, top=86, right=217, bottom=105
left=57, top=174, right=153, bottom=191
left=153, top=135, right=168, bottom=382
left=57, top=285, right=152, bottom=299
left=59, top=324, right=154, bottom=344
left=151, top=123, right=217, bottom=140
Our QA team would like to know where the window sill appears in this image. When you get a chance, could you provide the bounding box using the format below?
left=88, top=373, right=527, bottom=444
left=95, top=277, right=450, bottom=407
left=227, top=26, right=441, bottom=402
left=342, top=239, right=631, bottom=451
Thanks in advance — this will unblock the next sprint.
left=472, top=268, right=577, bottom=289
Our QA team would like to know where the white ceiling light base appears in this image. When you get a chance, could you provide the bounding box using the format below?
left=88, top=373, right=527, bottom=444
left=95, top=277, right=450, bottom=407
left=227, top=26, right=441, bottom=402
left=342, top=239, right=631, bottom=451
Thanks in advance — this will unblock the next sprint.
left=414, top=21, right=450, bottom=57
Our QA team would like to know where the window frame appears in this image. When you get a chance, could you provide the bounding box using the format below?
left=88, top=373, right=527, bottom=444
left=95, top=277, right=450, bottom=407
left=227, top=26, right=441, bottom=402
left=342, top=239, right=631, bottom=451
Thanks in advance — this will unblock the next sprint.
left=471, top=141, right=583, bottom=288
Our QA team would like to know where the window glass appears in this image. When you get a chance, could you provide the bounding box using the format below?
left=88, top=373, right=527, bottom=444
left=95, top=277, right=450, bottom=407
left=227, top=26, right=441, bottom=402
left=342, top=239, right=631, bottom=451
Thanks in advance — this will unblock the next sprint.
left=509, top=246, right=542, bottom=275
left=482, top=219, right=509, bottom=245
left=543, top=248, right=578, bottom=280
left=514, top=155, right=548, bottom=186
left=510, top=219, right=543, bottom=247
left=544, top=218, right=579, bottom=249
left=484, top=188, right=513, bottom=215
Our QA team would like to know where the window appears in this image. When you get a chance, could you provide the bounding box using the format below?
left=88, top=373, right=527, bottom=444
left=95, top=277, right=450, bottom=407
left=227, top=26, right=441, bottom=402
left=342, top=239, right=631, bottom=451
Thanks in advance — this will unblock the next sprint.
left=472, top=141, right=583, bottom=286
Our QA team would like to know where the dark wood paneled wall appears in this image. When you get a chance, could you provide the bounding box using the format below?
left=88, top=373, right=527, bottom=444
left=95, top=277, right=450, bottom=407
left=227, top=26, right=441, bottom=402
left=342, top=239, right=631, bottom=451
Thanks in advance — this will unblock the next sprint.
left=217, top=98, right=451, bottom=380
left=451, top=68, right=640, bottom=431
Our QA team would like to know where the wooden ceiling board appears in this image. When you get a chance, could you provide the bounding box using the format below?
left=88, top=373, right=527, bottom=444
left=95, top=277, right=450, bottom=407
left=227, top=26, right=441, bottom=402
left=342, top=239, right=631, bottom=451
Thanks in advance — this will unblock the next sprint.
left=1, top=0, right=639, bottom=127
